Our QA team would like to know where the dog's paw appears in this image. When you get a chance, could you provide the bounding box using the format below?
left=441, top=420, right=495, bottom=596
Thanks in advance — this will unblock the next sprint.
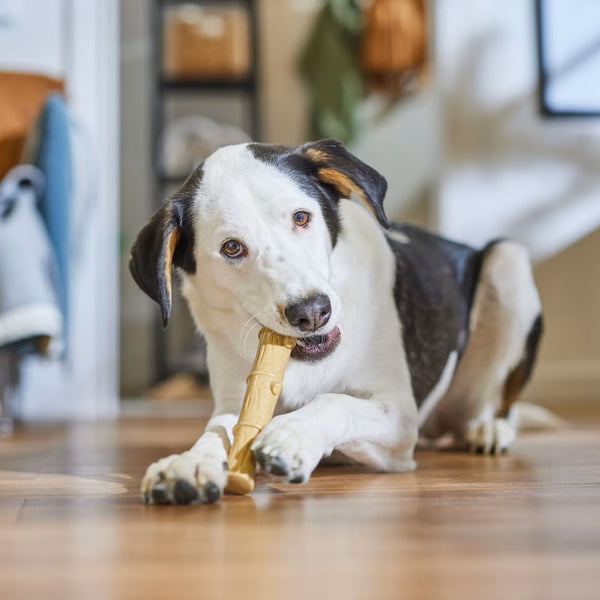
left=465, top=417, right=516, bottom=455
left=251, top=415, right=323, bottom=484
left=140, top=449, right=227, bottom=505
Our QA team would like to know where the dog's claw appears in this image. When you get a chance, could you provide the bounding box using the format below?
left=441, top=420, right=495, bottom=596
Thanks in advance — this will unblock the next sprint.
left=151, top=483, right=172, bottom=505
left=251, top=416, right=322, bottom=483
left=266, top=455, right=289, bottom=476
left=203, top=482, right=221, bottom=503
left=254, top=448, right=289, bottom=476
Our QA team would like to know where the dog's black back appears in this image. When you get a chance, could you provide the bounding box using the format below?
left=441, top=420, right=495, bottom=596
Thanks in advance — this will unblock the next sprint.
left=386, top=224, right=500, bottom=405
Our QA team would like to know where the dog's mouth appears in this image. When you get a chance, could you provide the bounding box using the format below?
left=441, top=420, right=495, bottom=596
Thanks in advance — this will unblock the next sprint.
left=291, top=326, right=341, bottom=362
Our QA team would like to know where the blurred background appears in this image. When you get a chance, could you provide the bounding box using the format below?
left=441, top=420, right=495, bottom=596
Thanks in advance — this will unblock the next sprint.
left=1, top=0, right=599, bottom=425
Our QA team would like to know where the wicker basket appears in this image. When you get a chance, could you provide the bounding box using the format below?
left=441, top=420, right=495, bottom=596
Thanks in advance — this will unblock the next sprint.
left=162, top=5, right=251, bottom=79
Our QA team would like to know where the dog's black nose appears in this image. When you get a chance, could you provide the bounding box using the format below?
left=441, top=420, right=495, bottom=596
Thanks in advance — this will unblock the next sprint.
left=285, top=294, right=331, bottom=332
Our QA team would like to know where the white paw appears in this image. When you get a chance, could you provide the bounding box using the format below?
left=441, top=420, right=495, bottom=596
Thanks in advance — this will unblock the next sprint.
left=251, top=415, right=324, bottom=484
left=465, top=417, right=516, bottom=455
left=140, top=447, right=227, bottom=505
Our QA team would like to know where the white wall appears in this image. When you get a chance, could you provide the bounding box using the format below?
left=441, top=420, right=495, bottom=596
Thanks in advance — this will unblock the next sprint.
left=0, top=0, right=120, bottom=418
left=434, top=0, right=600, bottom=401
left=0, top=0, right=63, bottom=76
left=435, top=0, right=600, bottom=262
left=526, top=227, right=600, bottom=403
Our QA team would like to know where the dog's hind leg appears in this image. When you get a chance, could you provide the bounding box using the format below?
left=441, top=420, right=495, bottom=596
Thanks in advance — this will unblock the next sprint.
left=420, top=241, right=542, bottom=454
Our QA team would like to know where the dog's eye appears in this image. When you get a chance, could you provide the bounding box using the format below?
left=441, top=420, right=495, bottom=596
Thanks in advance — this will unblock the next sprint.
left=221, top=239, right=246, bottom=259
left=293, top=211, right=311, bottom=228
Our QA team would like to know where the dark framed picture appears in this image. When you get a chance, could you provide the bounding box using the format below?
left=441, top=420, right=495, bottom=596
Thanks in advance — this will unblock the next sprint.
left=536, top=0, right=600, bottom=116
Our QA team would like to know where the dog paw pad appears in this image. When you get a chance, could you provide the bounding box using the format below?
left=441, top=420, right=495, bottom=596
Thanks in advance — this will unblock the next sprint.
left=173, top=479, right=200, bottom=504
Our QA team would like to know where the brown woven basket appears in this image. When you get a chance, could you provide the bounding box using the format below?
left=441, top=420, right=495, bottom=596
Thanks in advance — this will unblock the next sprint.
left=163, top=6, right=250, bottom=79
left=361, top=0, right=427, bottom=89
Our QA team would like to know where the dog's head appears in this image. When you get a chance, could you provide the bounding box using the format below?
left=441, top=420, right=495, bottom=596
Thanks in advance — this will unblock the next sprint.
left=130, top=139, right=387, bottom=357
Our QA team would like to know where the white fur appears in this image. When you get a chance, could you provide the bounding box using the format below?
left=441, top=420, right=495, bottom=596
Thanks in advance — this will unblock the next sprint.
left=385, top=229, right=410, bottom=245
left=141, top=145, right=541, bottom=503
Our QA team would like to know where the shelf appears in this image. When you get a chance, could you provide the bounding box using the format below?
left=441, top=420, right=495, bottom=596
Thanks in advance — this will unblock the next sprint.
left=158, top=0, right=254, bottom=6
left=151, top=0, right=260, bottom=381
left=157, top=173, right=188, bottom=185
left=160, top=76, right=255, bottom=91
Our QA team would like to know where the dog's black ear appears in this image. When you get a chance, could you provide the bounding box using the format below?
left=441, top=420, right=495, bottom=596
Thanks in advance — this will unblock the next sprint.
left=129, top=198, right=196, bottom=327
left=300, top=139, right=389, bottom=228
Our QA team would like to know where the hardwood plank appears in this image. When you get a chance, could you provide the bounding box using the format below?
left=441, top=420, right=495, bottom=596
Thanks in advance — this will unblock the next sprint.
left=0, top=406, right=599, bottom=600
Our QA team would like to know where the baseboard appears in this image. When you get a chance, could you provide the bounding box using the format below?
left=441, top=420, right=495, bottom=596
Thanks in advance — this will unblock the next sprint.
left=523, top=359, right=600, bottom=404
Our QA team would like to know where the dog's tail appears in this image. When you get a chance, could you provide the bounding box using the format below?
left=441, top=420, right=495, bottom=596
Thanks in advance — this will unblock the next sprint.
left=513, top=402, right=568, bottom=431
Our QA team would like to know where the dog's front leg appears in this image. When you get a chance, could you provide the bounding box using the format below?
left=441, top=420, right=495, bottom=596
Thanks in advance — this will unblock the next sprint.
left=140, top=341, right=253, bottom=505
left=140, top=412, right=237, bottom=505
left=251, top=393, right=418, bottom=484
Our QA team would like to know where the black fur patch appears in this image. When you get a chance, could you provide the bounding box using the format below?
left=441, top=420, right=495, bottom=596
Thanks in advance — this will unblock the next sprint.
left=523, top=313, right=544, bottom=383
left=249, top=140, right=388, bottom=247
left=300, top=139, right=389, bottom=229
left=386, top=225, right=501, bottom=405
left=249, top=142, right=342, bottom=246
left=129, top=167, right=201, bottom=325
left=169, top=167, right=203, bottom=274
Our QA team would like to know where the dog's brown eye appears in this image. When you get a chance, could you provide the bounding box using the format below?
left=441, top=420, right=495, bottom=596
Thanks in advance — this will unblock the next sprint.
left=221, top=239, right=246, bottom=259
left=293, top=211, right=311, bottom=227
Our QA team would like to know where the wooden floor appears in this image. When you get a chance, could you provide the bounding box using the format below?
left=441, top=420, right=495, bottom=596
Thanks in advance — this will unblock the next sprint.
left=1, top=402, right=599, bottom=600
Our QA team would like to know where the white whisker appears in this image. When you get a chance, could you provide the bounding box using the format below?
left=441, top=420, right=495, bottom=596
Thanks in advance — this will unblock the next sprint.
left=238, top=310, right=270, bottom=355
left=242, top=321, right=261, bottom=355
left=238, top=311, right=267, bottom=343
left=239, top=313, right=259, bottom=344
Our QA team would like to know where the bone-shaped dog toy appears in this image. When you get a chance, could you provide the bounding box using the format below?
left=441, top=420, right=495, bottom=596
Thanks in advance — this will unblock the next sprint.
left=225, top=327, right=296, bottom=495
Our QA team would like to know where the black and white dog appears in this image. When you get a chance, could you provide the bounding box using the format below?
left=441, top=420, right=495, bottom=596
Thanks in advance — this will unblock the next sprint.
left=130, top=139, right=542, bottom=505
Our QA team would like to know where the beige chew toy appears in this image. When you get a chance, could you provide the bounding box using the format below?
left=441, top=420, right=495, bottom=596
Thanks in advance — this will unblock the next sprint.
left=225, top=327, right=296, bottom=495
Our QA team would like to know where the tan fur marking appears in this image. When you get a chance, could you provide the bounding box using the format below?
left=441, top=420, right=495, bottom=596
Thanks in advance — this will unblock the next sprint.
left=163, top=228, right=181, bottom=304
left=317, top=167, right=379, bottom=220
left=305, top=148, right=330, bottom=163
left=498, top=361, right=527, bottom=418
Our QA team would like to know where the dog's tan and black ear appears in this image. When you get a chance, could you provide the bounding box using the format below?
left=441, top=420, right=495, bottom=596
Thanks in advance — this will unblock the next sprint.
left=129, top=199, right=195, bottom=327
left=300, top=139, right=389, bottom=228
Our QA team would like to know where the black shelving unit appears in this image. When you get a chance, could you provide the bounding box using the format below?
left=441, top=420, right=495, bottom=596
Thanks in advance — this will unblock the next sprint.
left=150, top=0, right=261, bottom=380
left=161, top=76, right=256, bottom=90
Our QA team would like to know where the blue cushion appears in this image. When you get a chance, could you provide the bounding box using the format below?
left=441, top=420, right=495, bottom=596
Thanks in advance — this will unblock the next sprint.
left=34, top=93, right=70, bottom=339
